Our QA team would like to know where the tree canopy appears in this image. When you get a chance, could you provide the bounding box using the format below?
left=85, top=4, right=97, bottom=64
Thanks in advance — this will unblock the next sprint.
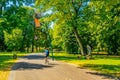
left=0, top=0, right=120, bottom=55
left=35, top=0, right=120, bottom=55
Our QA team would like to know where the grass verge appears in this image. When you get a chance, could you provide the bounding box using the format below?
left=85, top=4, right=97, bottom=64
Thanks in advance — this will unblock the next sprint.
left=51, top=53, right=120, bottom=77
left=0, top=52, right=28, bottom=80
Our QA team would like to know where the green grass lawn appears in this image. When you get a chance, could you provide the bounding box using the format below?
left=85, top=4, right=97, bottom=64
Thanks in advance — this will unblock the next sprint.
left=0, top=52, right=28, bottom=80
left=51, top=53, right=120, bottom=77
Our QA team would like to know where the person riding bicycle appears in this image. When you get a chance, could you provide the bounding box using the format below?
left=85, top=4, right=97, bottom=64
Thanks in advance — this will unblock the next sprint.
left=45, top=48, right=49, bottom=64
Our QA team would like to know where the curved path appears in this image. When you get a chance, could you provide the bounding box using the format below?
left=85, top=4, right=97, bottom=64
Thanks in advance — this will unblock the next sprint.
left=8, top=53, right=118, bottom=80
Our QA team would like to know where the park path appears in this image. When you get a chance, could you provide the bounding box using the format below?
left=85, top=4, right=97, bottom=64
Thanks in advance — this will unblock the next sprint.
left=8, top=53, right=118, bottom=80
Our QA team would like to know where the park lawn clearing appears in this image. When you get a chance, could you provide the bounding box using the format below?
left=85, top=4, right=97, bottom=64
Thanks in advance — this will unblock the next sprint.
left=0, top=52, right=28, bottom=80
left=52, top=53, right=120, bottom=77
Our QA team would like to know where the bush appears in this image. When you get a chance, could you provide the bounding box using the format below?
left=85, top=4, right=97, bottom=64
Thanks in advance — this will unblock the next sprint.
left=4, top=28, right=23, bottom=51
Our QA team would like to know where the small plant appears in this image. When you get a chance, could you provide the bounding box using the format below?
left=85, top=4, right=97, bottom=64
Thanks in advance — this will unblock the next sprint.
left=13, top=53, right=17, bottom=59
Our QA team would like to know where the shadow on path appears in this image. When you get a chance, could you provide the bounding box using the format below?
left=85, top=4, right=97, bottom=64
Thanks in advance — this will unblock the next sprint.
left=86, top=71, right=120, bottom=80
left=21, top=54, right=45, bottom=60
left=11, top=54, right=58, bottom=71
left=11, top=62, right=54, bottom=71
left=77, top=64, right=120, bottom=80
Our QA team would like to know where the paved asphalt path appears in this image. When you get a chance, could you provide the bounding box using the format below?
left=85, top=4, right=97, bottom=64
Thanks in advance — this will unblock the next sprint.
left=8, top=53, right=119, bottom=80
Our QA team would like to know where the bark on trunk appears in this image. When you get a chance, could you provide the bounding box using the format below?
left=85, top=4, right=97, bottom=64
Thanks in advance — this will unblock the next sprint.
left=73, top=27, right=86, bottom=56
left=32, top=27, right=35, bottom=52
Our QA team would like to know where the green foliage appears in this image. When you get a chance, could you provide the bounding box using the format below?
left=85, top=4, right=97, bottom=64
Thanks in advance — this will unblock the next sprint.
left=52, top=22, right=64, bottom=49
left=87, top=1, right=120, bottom=54
left=4, top=28, right=23, bottom=51
left=35, top=0, right=90, bottom=55
left=0, top=0, right=37, bottom=52
left=0, top=29, right=5, bottom=50
left=62, top=27, right=79, bottom=54
left=35, top=0, right=120, bottom=55
left=0, top=0, right=120, bottom=55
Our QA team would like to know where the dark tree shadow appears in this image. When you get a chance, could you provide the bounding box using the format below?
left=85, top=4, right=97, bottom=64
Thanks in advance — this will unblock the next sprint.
left=11, top=62, right=57, bottom=71
left=0, top=62, right=15, bottom=71
left=86, top=72, right=120, bottom=80
left=78, top=64, right=120, bottom=80
left=0, top=54, right=58, bottom=71
left=21, top=54, right=45, bottom=60
left=53, top=56, right=79, bottom=61
left=11, top=54, right=59, bottom=71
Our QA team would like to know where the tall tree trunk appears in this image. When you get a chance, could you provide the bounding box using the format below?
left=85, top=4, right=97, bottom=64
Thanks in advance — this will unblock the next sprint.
left=32, top=36, right=34, bottom=52
left=73, top=27, right=86, bottom=56
left=32, top=27, right=35, bottom=52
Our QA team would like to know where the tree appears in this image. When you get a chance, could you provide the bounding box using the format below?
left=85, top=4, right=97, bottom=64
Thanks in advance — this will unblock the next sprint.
left=35, top=0, right=90, bottom=56
left=0, top=0, right=36, bottom=52
left=4, top=28, right=23, bottom=51
left=88, top=0, right=120, bottom=55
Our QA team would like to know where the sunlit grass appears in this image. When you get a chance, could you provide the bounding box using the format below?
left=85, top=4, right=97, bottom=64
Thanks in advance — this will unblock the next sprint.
left=0, top=60, right=15, bottom=80
left=0, top=71, right=9, bottom=80
left=0, top=52, right=28, bottom=80
left=52, top=53, right=120, bottom=77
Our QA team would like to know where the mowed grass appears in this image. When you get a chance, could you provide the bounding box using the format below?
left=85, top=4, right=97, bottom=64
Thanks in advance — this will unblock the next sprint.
left=0, top=52, right=28, bottom=80
left=52, top=53, right=120, bottom=77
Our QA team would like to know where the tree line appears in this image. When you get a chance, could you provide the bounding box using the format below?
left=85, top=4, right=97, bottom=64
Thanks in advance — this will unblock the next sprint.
left=0, top=0, right=120, bottom=55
